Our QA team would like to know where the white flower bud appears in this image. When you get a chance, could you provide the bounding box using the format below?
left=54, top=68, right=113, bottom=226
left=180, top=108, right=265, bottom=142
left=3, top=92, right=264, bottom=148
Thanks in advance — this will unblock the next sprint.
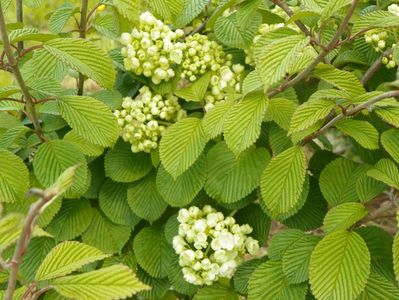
left=120, top=32, right=132, bottom=45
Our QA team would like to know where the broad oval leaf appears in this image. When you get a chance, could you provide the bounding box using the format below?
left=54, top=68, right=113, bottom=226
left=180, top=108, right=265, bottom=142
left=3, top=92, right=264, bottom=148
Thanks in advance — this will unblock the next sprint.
left=51, top=264, right=149, bottom=300
left=367, top=159, right=399, bottom=189
left=201, top=99, right=234, bottom=139
left=104, top=140, right=153, bottom=183
left=224, top=91, right=268, bottom=156
left=381, top=129, right=399, bottom=163
left=58, top=96, right=119, bottom=147
left=335, top=119, right=379, bottom=150
left=261, top=146, right=307, bottom=217
left=43, top=38, right=116, bottom=89
left=159, top=117, right=208, bottom=178
left=33, top=140, right=89, bottom=199
left=0, top=149, right=29, bottom=203
left=205, top=142, right=270, bottom=203
left=133, top=227, right=173, bottom=278
left=248, top=260, right=308, bottom=300
left=309, top=231, right=370, bottom=300
left=323, top=202, right=368, bottom=234
left=35, top=241, right=109, bottom=281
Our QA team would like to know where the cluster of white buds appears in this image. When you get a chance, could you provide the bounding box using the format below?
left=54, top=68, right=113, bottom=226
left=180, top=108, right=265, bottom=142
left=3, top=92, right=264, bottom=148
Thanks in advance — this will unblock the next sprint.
left=388, top=4, right=399, bottom=16
left=181, top=34, right=231, bottom=82
left=382, top=50, right=397, bottom=69
left=173, top=205, right=260, bottom=286
left=120, top=12, right=186, bottom=84
left=204, top=64, right=244, bottom=111
left=114, top=86, right=186, bottom=153
left=364, top=30, right=388, bottom=52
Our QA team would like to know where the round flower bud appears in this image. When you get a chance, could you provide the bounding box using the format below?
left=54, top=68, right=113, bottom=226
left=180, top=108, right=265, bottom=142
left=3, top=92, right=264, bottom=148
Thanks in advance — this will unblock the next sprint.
left=120, top=32, right=132, bottom=45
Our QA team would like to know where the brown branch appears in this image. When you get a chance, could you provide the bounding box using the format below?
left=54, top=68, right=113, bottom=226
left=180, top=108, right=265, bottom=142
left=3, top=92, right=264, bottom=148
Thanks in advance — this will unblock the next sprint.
left=301, top=90, right=399, bottom=145
left=77, top=0, right=89, bottom=96
left=86, top=2, right=102, bottom=23
left=0, top=2, right=46, bottom=142
left=271, top=0, right=312, bottom=37
left=361, top=48, right=393, bottom=85
left=267, top=0, right=360, bottom=98
left=5, top=190, right=58, bottom=300
left=16, top=0, right=23, bottom=50
left=34, top=97, right=56, bottom=104
left=17, top=45, right=43, bottom=60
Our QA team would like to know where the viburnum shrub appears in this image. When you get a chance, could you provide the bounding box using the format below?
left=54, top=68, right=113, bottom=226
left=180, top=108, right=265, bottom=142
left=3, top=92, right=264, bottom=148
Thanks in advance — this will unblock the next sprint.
left=2, top=0, right=399, bottom=299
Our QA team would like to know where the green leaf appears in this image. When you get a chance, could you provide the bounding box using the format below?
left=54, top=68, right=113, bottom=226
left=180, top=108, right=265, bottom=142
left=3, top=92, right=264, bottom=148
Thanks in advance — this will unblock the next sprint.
left=8, top=28, right=56, bottom=44
left=156, top=154, right=206, bottom=207
left=214, top=12, right=261, bottom=49
left=44, top=38, right=116, bottom=89
left=31, top=49, right=68, bottom=81
left=46, top=199, right=94, bottom=241
left=232, top=257, right=266, bottom=296
left=309, top=231, right=370, bottom=300
left=104, top=140, right=153, bottom=183
left=174, top=0, right=206, bottom=27
left=224, top=91, right=268, bottom=156
left=99, top=179, right=139, bottom=226
left=261, top=146, right=307, bottom=217
left=320, top=0, right=351, bottom=21
left=0, top=149, right=29, bottom=203
left=393, top=233, right=399, bottom=280
left=248, top=260, right=308, bottom=300
left=175, top=72, right=211, bottom=102
left=58, top=96, right=119, bottom=147
left=367, top=159, right=399, bottom=189
left=268, top=229, right=306, bottom=261
left=205, top=142, right=269, bottom=203
left=356, top=168, right=386, bottom=203
left=235, top=204, right=271, bottom=244
left=51, top=264, right=149, bottom=300
left=283, top=177, right=328, bottom=231
left=113, top=0, right=146, bottom=24
left=133, top=227, right=173, bottom=278
left=266, top=98, right=297, bottom=131
left=319, top=158, right=362, bottom=206
left=82, top=210, right=131, bottom=254
left=335, top=119, right=379, bottom=150
left=0, top=213, right=24, bottom=250
left=357, top=272, right=399, bottom=300
left=20, top=237, right=55, bottom=282
left=127, top=173, right=168, bottom=222
left=48, top=3, right=74, bottom=33
left=375, top=106, right=399, bottom=128
left=323, top=203, right=368, bottom=234
left=289, top=99, right=335, bottom=134
left=353, top=10, right=399, bottom=34
left=63, top=130, right=104, bottom=157
left=201, top=99, right=234, bottom=139
left=255, top=35, right=310, bottom=89
left=92, top=90, right=123, bottom=110
left=242, top=70, right=263, bottom=95
left=381, top=129, right=399, bottom=163
left=194, top=283, right=239, bottom=300
left=282, top=235, right=321, bottom=284
left=311, top=64, right=365, bottom=97
left=94, top=11, right=120, bottom=39
left=35, top=241, right=109, bottom=281
left=160, top=117, right=208, bottom=178
left=33, top=140, right=89, bottom=199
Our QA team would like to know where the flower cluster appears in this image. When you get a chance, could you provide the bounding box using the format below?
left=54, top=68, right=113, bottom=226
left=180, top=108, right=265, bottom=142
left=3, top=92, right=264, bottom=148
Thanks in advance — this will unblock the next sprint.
left=388, top=3, right=399, bottom=16
left=364, top=30, right=388, bottom=52
left=204, top=64, right=244, bottom=111
left=173, top=206, right=260, bottom=286
left=382, top=51, right=397, bottom=69
left=181, top=34, right=230, bottom=82
left=114, top=86, right=186, bottom=153
left=120, top=12, right=185, bottom=84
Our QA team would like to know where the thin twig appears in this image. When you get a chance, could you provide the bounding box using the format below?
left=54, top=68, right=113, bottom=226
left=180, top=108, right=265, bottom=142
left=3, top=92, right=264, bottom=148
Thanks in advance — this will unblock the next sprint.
left=17, top=45, right=44, bottom=60
left=16, top=0, right=23, bottom=50
left=301, top=90, right=399, bottom=145
left=77, top=0, right=89, bottom=95
left=5, top=191, right=58, bottom=300
left=34, top=97, right=56, bottom=104
left=0, top=2, right=46, bottom=142
left=267, top=0, right=360, bottom=98
left=361, top=48, right=393, bottom=85
left=271, top=0, right=312, bottom=37
left=86, top=2, right=102, bottom=23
